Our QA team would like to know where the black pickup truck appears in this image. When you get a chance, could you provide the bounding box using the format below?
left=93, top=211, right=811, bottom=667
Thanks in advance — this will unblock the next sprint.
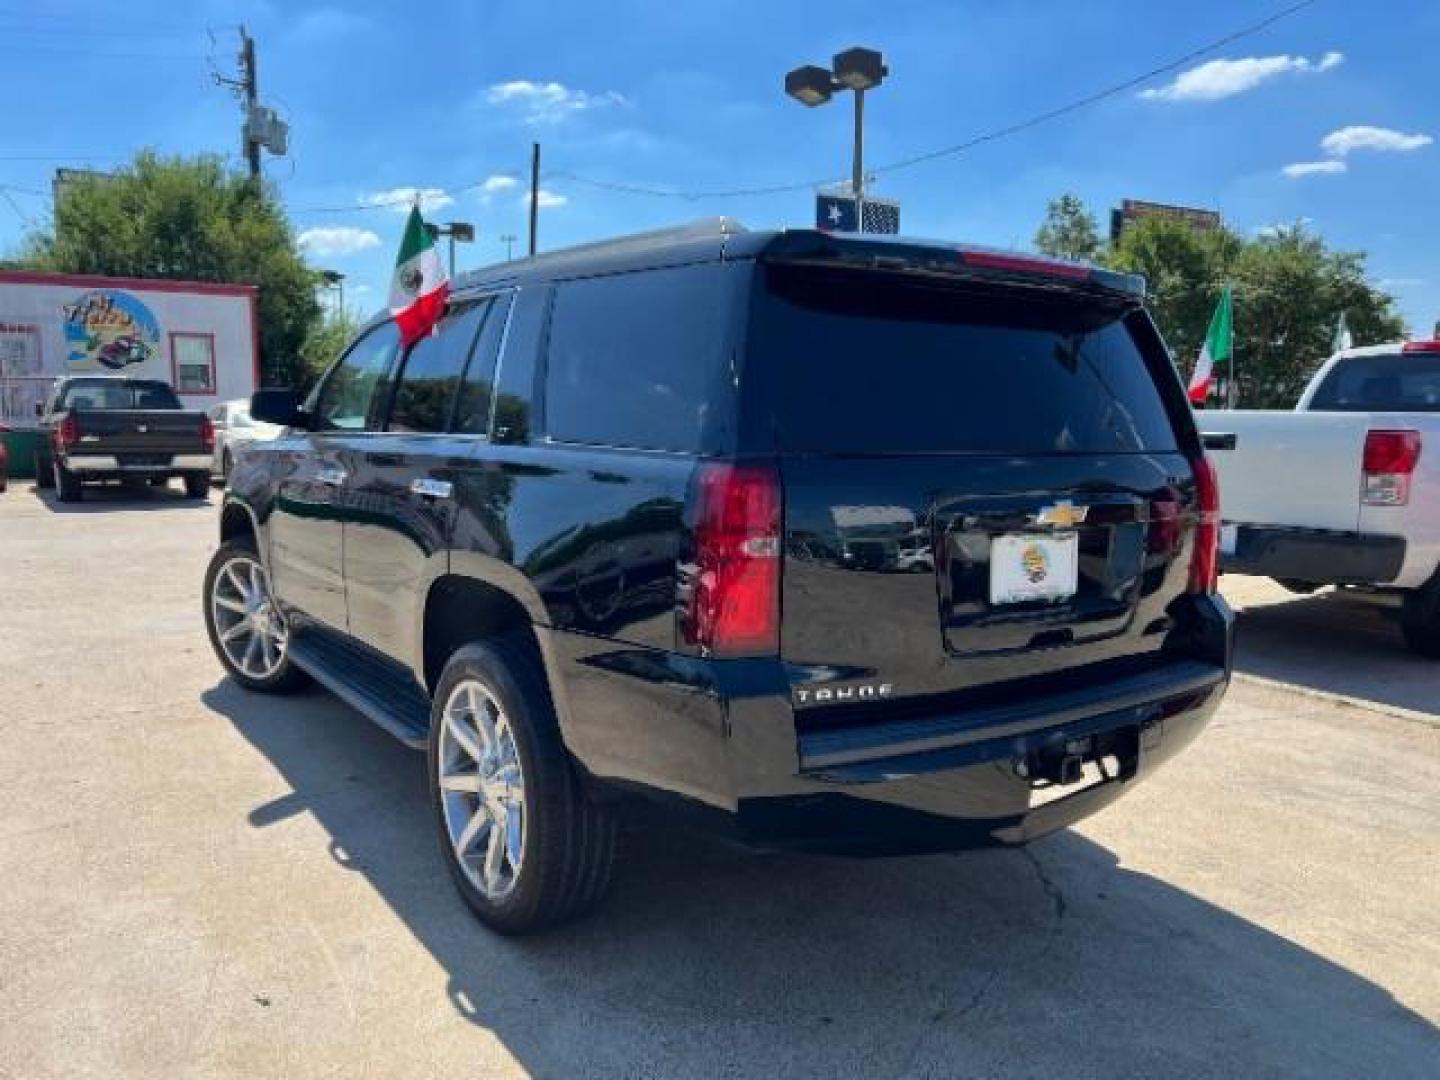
left=35, top=376, right=215, bottom=501
left=205, top=221, right=1232, bottom=935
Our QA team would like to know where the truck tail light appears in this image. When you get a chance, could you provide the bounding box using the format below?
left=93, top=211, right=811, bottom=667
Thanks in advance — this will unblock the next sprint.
left=681, top=462, right=782, bottom=657
left=56, top=414, right=78, bottom=450
left=1188, top=455, right=1220, bottom=594
left=200, top=416, right=216, bottom=453
left=1362, top=430, right=1421, bottom=506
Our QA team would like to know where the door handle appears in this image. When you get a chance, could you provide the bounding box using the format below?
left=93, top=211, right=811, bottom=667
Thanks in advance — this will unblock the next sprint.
left=316, top=466, right=347, bottom=486
left=1201, top=432, right=1237, bottom=452
left=410, top=478, right=453, bottom=500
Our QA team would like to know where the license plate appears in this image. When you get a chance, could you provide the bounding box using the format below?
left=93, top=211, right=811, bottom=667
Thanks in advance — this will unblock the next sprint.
left=1219, top=524, right=1238, bottom=556
left=989, top=532, right=1079, bottom=605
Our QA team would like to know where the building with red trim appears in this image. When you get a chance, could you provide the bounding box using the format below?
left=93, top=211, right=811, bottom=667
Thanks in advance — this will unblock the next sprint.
left=0, top=270, right=260, bottom=431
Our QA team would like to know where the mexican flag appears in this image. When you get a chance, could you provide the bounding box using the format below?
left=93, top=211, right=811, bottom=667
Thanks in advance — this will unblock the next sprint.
left=389, top=205, right=449, bottom=346
left=1188, top=286, right=1232, bottom=407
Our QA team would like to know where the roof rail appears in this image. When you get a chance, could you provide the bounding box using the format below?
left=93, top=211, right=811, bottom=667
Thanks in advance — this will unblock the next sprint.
left=453, top=217, right=748, bottom=289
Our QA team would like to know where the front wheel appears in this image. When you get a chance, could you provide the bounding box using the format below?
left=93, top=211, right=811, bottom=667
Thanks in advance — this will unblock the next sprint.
left=1401, top=577, right=1440, bottom=658
left=203, top=537, right=309, bottom=693
left=34, top=452, right=53, bottom=489
left=429, top=639, right=616, bottom=935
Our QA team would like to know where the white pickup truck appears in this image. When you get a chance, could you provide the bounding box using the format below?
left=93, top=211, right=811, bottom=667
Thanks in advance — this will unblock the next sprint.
left=1200, top=340, right=1440, bottom=657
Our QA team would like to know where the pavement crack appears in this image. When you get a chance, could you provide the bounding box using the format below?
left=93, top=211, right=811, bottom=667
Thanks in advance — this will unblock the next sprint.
left=1022, top=846, right=1067, bottom=929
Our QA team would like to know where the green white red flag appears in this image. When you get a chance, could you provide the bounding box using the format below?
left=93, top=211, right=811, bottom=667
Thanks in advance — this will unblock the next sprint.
left=1188, top=286, right=1233, bottom=406
left=389, top=204, right=449, bottom=346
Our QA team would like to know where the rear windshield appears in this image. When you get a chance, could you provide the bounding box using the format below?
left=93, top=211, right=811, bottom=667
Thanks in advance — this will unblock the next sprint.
left=748, top=266, right=1179, bottom=454
left=59, top=380, right=180, bottom=411
left=1308, top=352, right=1440, bottom=412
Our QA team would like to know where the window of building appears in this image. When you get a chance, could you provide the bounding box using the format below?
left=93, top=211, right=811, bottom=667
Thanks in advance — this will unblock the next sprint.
left=170, top=333, right=217, bottom=394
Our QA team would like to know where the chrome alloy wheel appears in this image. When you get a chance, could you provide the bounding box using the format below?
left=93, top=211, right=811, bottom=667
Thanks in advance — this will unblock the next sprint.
left=210, top=554, right=288, bottom=680
left=437, top=679, right=526, bottom=900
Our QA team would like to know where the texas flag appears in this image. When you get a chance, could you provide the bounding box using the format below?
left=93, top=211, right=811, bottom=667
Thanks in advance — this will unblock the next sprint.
left=389, top=204, right=449, bottom=347
left=1188, top=286, right=1233, bottom=407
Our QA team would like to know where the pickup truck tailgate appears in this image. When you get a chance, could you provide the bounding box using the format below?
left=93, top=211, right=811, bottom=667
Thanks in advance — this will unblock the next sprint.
left=1200, top=411, right=1370, bottom=532
left=70, top=408, right=208, bottom=455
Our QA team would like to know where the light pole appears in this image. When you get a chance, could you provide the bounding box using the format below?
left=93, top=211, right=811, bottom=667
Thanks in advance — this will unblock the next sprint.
left=423, top=221, right=476, bottom=277
left=318, top=269, right=344, bottom=316
left=499, top=233, right=517, bottom=261
left=785, top=46, right=887, bottom=227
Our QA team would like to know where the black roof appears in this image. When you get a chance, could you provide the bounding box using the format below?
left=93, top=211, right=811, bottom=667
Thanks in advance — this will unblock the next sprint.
left=447, top=217, right=1145, bottom=300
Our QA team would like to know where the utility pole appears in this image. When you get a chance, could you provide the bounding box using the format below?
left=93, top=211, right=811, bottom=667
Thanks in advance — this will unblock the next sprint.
left=239, top=27, right=260, bottom=180
left=528, top=142, right=540, bottom=257
left=500, top=233, right=517, bottom=261
left=851, top=87, right=865, bottom=224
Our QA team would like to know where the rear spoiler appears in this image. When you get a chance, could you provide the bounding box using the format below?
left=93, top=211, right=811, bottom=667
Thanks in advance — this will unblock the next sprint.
left=759, top=230, right=1147, bottom=303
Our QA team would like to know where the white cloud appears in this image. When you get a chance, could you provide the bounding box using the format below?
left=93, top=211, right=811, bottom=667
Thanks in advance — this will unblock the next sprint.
left=521, top=188, right=567, bottom=209
left=485, top=80, right=627, bottom=124
left=1377, top=277, right=1424, bottom=290
left=1319, top=125, right=1433, bottom=157
left=480, top=174, right=518, bottom=193
left=1254, top=217, right=1313, bottom=237
left=296, top=226, right=382, bottom=256
left=1282, top=160, right=1347, bottom=178
left=362, top=186, right=454, bottom=213
left=1140, top=51, right=1343, bottom=102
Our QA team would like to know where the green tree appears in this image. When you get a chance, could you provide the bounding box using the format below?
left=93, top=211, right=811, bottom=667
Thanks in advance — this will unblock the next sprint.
left=1034, top=193, right=1103, bottom=262
left=1087, top=207, right=1405, bottom=408
left=296, top=307, right=361, bottom=394
left=18, top=151, right=321, bottom=387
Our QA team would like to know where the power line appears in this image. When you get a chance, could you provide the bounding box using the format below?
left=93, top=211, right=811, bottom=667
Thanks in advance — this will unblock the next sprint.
left=551, top=0, right=1323, bottom=201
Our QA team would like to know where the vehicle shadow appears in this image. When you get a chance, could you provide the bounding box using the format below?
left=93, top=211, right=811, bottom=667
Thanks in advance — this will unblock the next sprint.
left=1232, top=590, right=1439, bottom=717
left=202, top=681, right=1439, bottom=1078
left=28, top=481, right=213, bottom=514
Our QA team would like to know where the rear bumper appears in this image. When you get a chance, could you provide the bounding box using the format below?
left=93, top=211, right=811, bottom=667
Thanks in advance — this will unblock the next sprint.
left=556, top=596, right=1233, bottom=855
left=63, top=453, right=212, bottom=473
left=1220, top=524, right=1405, bottom=585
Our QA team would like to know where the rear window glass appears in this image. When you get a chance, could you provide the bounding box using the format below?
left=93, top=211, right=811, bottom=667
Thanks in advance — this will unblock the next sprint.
left=545, top=264, right=736, bottom=452
left=60, top=381, right=180, bottom=410
left=1308, top=352, right=1440, bottom=412
left=748, top=266, right=1179, bottom=454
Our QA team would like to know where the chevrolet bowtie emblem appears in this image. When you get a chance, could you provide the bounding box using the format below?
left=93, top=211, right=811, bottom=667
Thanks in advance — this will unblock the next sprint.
left=1033, top=500, right=1088, bottom=528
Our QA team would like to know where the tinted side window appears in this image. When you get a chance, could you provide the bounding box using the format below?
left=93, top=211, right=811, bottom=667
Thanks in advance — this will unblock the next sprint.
left=545, top=265, right=734, bottom=452
left=454, top=294, right=513, bottom=434
left=491, top=285, right=551, bottom=445
left=749, top=266, right=1179, bottom=454
left=385, top=303, right=487, bottom=433
left=312, top=321, right=400, bottom=431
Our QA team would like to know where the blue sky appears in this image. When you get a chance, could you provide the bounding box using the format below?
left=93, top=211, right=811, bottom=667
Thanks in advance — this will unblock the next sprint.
left=1, top=0, right=1436, bottom=334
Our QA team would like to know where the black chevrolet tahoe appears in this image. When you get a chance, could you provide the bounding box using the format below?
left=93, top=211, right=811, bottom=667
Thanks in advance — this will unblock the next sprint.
left=204, top=220, right=1232, bottom=935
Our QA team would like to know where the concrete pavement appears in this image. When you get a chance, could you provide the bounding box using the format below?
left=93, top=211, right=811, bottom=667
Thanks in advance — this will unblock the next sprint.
left=1, top=483, right=1436, bottom=1078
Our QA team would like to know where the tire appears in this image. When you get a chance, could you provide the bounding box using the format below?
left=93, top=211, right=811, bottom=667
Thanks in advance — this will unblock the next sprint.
left=121, top=475, right=148, bottom=493
left=1275, top=578, right=1321, bottom=595
left=34, top=452, right=53, bottom=489
left=184, top=472, right=210, bottom=499
left=203, top=536, right=309, bottom=693
left=429, top=638, right=616, bottom=935
left=53, top=459, right=81, bottom=502
left=150, top=476, right=169, bottom=487
left=1401, top=576, right=1440, bottom=659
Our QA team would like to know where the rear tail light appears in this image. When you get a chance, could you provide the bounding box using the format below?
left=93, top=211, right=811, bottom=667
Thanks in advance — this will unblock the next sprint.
left=1188, top=455, right=1221, bottom=594
left=200, top=416, right=216, bottom=453
left=56, top=414, right=79, bottom=450
left=1401, top=340, right=1440, bottom=354
left=681, top=462, right=782, bottom=657
left=1362, top=429, right=1421, bottom=506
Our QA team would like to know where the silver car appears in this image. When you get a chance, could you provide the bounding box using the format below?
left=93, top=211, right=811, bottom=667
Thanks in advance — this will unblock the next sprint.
left=208, top=399, right=283, bottom=481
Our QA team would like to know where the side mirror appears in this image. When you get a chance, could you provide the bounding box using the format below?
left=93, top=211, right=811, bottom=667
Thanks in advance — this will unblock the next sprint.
left=250, top=388, right=305, bottom=428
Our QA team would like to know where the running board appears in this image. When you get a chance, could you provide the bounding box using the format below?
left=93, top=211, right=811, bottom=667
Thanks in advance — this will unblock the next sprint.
left=289, top=631, right=431, bottom=750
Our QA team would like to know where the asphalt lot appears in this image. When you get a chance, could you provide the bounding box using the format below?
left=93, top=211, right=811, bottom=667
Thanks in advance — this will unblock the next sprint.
left=1, top=483, right=1437, bottom=1079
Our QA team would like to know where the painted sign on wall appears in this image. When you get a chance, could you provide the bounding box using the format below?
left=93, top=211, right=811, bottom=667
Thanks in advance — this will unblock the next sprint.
left=61, top=290, right=162, bottom=372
